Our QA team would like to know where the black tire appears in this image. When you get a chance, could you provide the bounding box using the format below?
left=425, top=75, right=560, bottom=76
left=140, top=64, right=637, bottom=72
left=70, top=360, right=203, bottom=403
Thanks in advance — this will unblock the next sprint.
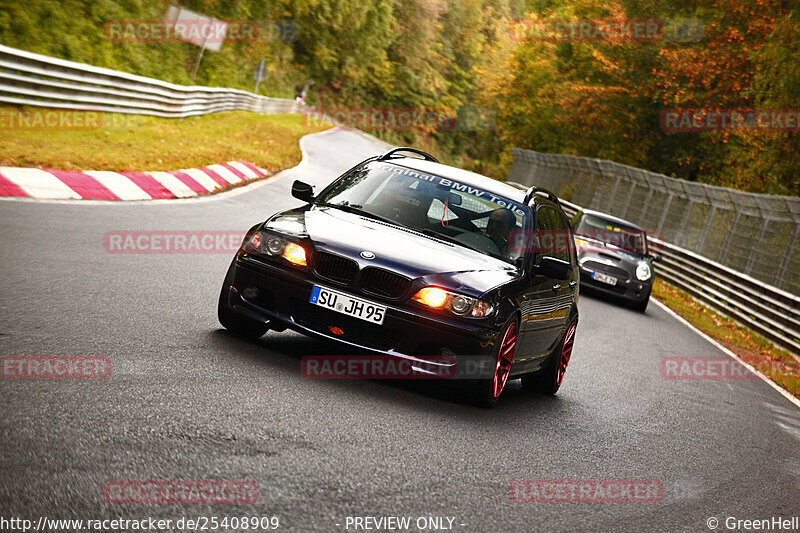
left=522, top=317, right=577, bottom=396
left=470, top=316, right=519, bottom=408
left=218, top=260, right=269, bottom=339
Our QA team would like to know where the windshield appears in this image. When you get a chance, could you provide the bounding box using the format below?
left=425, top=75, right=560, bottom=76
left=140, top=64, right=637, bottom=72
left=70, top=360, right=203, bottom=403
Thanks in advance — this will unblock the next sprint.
left=315, top=161, right=530, bottom=264
left=575, top=214, right=647, bottom=255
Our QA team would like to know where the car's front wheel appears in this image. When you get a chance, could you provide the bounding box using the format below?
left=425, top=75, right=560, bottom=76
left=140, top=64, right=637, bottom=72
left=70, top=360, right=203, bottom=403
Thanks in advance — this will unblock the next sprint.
left=471, top=317, right=519, bottom=408
left=522, top=318, right=577, bottom=395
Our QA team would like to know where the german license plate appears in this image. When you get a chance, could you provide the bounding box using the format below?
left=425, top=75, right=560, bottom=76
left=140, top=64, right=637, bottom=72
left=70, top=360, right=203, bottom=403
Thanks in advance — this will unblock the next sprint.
left=309, top=285, right=386, bottom=325
left=592, top=272, right=617, bottom=285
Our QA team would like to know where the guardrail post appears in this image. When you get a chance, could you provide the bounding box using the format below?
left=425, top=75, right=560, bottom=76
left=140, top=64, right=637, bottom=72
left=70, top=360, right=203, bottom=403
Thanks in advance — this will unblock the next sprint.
left=775, top=223, right=799, bottom=288
left=619, top=167, right=636, bottom=219
left=696, top=205, right=717, bottom=254
left=640, top=186, right=655, bottom=224
left=718, top=210, right=741, bottom=264
left=657, top=193, right=674, bottom=234
left=606, top=174, right=622, bottom=213
left=745, top=217, right=770, bottom=275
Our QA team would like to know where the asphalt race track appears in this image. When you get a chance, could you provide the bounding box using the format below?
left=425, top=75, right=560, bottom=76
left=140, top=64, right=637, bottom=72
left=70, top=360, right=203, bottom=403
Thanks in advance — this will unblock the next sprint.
left=1, top=128, right=799, bottom=532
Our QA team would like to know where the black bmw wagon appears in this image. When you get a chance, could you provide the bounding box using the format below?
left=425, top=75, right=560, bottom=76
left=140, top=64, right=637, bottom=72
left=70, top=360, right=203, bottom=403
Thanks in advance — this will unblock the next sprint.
left=218, top=148, right=579, bottom=406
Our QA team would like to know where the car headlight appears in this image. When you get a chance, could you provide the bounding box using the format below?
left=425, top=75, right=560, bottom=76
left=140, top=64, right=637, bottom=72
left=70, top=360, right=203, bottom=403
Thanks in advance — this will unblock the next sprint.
left=413, top=287, right=494, bottom=318
left=247, top=232, right=307, bottom=267
left=635, top=262, right=651, bottom=281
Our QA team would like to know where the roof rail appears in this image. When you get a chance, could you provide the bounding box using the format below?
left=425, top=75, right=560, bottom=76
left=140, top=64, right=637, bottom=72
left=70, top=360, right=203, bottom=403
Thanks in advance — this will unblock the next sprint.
left=523, top=186, right=560, bottom=205
left=377, top=147, right=438, bottom=163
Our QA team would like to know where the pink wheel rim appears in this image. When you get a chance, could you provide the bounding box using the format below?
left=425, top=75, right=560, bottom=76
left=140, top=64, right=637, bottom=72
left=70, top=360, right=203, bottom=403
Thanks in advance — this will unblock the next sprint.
left=493, top=322, right=518, bottom=398
left=557, top=322, right=577, bottom=386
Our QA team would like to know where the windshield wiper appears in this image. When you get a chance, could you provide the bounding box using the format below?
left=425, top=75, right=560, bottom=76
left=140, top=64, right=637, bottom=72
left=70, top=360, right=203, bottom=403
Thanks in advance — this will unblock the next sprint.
left=317, top=202, right=401, bottom=227
left=415, top=228, right=487, bottom=255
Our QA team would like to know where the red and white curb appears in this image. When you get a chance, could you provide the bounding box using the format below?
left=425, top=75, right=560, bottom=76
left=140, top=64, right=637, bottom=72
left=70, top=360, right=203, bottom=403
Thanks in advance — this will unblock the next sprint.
left=0, top=161, right=269, bottom=200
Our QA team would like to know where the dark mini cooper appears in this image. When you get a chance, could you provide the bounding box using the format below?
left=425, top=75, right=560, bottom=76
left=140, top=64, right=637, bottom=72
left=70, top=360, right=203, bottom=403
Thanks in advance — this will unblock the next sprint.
left=218, top=148, right=579, bottom=406
left=571, top=209, right=660, bottom=312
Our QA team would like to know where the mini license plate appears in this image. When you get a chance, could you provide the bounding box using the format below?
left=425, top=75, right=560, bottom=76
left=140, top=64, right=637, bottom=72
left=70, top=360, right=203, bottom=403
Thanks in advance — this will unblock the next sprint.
left=591, top=272, right=617, bottom=285
left=309, top=285, right=386, bottom=325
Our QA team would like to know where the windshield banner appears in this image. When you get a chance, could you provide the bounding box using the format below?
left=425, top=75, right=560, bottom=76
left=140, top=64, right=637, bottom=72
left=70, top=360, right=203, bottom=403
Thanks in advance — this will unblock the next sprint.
left=374, top=162, right=528, bottom=216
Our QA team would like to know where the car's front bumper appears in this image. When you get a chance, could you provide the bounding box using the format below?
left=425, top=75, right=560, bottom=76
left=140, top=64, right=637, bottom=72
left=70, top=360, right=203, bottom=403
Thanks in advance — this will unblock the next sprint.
left=579, top=267, right=652, bottom=302
left=225, top=253, right=500, bottom=378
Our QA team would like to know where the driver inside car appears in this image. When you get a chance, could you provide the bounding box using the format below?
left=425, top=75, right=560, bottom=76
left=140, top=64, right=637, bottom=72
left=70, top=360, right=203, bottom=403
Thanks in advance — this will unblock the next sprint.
left=486, top=208, right=516, bottom=259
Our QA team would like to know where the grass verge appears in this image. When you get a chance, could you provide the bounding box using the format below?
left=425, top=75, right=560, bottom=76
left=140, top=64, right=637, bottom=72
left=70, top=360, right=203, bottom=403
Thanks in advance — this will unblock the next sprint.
left=0, top=107, right=331, bottom=172
left=652, top=278, right=800, bottom=399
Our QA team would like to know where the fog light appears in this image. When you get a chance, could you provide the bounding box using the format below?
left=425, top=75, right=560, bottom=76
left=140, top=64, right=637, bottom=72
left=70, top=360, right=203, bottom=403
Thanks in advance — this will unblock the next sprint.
left=242, top=286, right=259, bottom=299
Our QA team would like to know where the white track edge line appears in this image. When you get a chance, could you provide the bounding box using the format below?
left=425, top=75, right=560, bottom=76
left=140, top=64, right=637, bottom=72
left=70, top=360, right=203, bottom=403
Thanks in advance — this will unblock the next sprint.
left=652, top=298, right=800, bottom=410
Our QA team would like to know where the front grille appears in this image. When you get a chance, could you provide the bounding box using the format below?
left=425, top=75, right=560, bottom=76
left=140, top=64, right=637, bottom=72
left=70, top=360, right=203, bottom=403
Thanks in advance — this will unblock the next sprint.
left=314, top=251, right=358, bottom=285
left=582, top=260, right=629, bottom=280
left=360, top=267, right=412, bottom=300
left=291, top=300, right=401, bottom=350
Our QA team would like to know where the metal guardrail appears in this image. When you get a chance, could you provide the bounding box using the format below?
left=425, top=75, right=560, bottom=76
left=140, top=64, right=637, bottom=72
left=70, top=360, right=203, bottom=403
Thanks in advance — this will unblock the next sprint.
left=556, top=199, right=800, bottom=357
left=0, top=43, right=393, bottom=149
left=0, top=44, right=298, bottom=117
left=509, top=148, right=800, bottom=297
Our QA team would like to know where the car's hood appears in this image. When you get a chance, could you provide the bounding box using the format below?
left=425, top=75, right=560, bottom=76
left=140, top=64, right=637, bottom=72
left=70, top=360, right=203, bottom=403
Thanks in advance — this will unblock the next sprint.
left=574, top=238, right=649, bottom=275
left=266, top=207, right=518, bottom=295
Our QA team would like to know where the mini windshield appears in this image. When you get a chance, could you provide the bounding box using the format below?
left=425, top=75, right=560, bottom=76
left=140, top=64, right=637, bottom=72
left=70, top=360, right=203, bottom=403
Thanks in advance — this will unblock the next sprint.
left=315, top=161, right=530, bottom=264
left=575, top=214, right=647, bottom=255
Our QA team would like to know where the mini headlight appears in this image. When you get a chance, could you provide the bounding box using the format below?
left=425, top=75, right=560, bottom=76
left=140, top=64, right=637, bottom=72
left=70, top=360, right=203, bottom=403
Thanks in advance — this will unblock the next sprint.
left=636, top=262, right=652, bottom=281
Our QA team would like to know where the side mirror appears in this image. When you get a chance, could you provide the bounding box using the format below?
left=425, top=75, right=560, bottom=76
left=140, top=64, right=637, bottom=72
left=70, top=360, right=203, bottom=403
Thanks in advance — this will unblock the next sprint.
left=538, top=256, right=572, bottom=279
left=649, top=252, right=662, bottom=262
left=291, top=180, right=315, bottom=202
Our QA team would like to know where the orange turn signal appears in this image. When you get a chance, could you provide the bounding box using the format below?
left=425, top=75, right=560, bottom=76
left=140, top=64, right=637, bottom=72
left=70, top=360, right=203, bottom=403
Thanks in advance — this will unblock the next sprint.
left=282, top=242, right=307, bottom=266
left=413, top=287, right=448, bottom=308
